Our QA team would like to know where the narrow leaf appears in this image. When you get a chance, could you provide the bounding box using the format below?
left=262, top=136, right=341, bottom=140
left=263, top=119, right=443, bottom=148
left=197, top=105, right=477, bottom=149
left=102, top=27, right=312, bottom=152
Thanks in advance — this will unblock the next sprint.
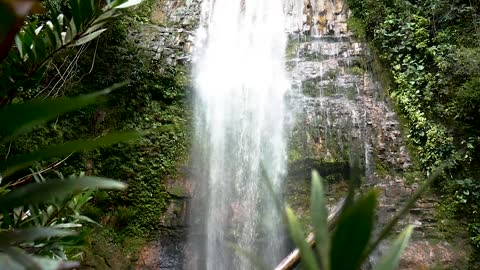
left=14, top=35, right=23, bottom=58
left=69, top=0, right=81, bottom=30
left=1, top=130, right=141, bottom=177
left=45, top=26, right=58, bottom=50
left=70, top=214, right=98, bottom=225
left=0, top=227, right=76, bottom=246
left=79, top=0, right=94, bottom=23
left=0, top=177, right=127, bottom=212
left=82, top=22, right=106, bottom=36
left=311, top=170, right=330, bottom=270
left=92, top=10, right=116, bottom=25
left=286, top=206, right=320, bottom=270
left=0, top=83, right=126, bottom=142
left=372, top=226, right=413, bottom=270
left=65, top=17, right=77, bottom=44
left=74, top=29, right=106, bottom=46
left=330, top=191, right=377, bottom=270
left=114, top=0, right=143, bottom=9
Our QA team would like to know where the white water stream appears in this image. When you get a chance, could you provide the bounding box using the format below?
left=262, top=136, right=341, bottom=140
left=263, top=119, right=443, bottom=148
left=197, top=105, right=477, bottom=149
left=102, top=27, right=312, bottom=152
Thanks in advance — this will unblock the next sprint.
left=190, top=0, right=291, bottom=269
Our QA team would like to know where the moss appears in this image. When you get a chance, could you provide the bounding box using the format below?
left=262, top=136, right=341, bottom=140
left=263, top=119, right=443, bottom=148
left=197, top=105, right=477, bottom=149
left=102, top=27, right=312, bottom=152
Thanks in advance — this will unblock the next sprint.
left=345, top=86, right=357, bottom=100
left=322, top=82, right=336, bottom=97
left=302, top=80, right=320, bottom=97
left=325, top=68, right=339, bottom=80
left=374, top=158, right=390, bottom=178
left=347, top=17, right=367, bottom=41
left=81, top=228, right=147, bottom=269
left=286, top=39, right=300, bottom=59
left=288, top=148, right=302, bottom=163
left=349, top=65, right=364, bottom=76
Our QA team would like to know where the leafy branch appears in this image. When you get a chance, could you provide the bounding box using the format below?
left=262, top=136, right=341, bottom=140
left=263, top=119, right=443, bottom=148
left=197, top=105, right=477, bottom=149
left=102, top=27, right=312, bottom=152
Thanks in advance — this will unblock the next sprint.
left=0, top=0, right=142, bottom=105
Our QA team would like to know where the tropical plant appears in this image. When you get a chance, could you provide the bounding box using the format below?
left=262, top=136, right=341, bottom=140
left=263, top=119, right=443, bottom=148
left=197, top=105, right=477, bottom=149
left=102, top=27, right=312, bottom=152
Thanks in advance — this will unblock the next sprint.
left=0, top=0, right=144, bottom=268
left=279, top=166, right=445, bottom=270
left=346, top=0, right=480, bottom=253
left=0, top=88, right=142, bottom=269
left=0, top=0, right=142, bottom=105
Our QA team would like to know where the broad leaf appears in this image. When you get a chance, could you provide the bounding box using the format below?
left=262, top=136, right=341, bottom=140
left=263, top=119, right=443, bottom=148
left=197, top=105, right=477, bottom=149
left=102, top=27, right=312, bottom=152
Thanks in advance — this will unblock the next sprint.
left=330, top=191, right=377, bottom=270
left=311, top=170, right=330, bottom=270
left=0, top=177, right=127, bottom=212
left=0, top=83, right=126, bottom=142
left=285, top=206, right=320, bottom=270
left=372, top=226, right=413, bottom=270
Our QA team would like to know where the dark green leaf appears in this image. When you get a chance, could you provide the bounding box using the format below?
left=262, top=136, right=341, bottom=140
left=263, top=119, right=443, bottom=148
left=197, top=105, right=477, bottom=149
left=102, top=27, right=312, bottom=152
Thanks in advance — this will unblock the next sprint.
left=69, top=0, right=81, bottom=30
left=0, top=83, right=126, bottom=142
left=0, top=177, right=127, bottom=212
left=330, top=191, right=377, bottom=270
left=1, top=130, right=141, bottom=177
left=33, top=35, right=46, bottom=63
left=44, top=26, right=58, bottom=50
left=286, top=206, right=320, bottom=270
left=79, top=0, right=94, bottom=24
left=0, top=227, right=76, bottom=246
left=50, top=15, right=64, bottom=45
left=64, top=17, right=77, bottom=44
left=311, top=170, right=329, bottom=270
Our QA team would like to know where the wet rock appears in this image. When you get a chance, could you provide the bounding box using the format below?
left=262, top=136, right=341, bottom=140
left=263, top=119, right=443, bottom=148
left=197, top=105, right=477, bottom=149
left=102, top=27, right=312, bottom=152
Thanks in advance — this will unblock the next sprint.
left=136, top=230, right=187, bottom=270
left=399, top=241, right=468, bottom=270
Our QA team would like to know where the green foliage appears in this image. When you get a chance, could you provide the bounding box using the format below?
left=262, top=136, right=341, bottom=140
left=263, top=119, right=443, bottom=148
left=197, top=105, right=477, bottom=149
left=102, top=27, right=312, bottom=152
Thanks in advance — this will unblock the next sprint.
left=346, top=0, right=480, bottom=256
left=0, top=92, right=134, bottom=268
left=0, top=0, right=143, bottom=105
left=1, top=0, right=188, bottom=251
left=330, top=191, right=376, bottom=270
left=469, top=223, right=480, bottom=248
left=284, top=171, right=415, bottom=270
left=0, top=1, right=148, bottom=268
left=347, top=17, right=366, bottom=41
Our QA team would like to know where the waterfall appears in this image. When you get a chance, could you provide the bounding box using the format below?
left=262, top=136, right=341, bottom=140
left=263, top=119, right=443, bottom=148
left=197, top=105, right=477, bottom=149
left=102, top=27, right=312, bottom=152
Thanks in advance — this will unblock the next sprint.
left=188, top=0, right=290, bottom=269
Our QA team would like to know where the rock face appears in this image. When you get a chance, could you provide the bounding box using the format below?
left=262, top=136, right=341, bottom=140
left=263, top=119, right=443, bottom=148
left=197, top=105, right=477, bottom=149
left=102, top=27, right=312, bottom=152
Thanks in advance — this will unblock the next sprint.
left=136, top=174, right=192, bottom=270
left=284, top=0, right=349, bottom=35
left=133, top=0, right=468, bottom=269
left=130, top=0, right=201, bottom=67
left=133, top=1, right=200, bottom=269
left=285, top=1, right=469, bottom=269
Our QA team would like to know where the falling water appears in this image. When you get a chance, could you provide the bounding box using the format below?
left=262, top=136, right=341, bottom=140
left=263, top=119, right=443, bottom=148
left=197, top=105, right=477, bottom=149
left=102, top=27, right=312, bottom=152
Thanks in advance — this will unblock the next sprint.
left=189, top=0, right=290, bottom=269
